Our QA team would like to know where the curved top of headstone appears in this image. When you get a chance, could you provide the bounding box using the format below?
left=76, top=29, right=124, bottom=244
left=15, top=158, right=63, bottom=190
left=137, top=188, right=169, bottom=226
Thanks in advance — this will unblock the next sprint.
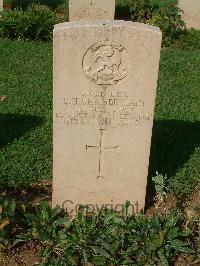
left=54, top=20, right=162, bottom=36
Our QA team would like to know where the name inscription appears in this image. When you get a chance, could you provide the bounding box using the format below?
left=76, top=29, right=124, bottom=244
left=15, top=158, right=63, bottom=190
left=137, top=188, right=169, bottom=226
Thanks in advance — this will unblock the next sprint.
left=55, top=90, right=152, bottom=127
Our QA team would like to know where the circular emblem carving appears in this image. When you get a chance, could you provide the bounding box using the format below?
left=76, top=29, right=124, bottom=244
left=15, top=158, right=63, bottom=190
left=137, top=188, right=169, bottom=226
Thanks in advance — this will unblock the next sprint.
left=82, top=41, right=130, bottom=86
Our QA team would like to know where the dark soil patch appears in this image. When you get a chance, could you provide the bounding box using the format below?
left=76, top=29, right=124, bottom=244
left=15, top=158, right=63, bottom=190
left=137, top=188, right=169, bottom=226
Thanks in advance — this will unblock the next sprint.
left=0, top=242, right=41, bottom=266
left=146, top=193, right=178, bottom=218
left=0, top=180, right=52, bottom=207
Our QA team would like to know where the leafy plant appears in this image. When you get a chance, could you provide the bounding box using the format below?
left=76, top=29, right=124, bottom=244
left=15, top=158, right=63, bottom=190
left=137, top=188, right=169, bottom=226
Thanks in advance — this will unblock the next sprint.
left=0, top=198, right=197, bottom=265
left=0, top=4, right=60, bottom=41
left=3, top=0, right=13, bottom=4
left=152, top=172, right=168, bottom=202
left=18, top=201, right=68, bottom=243
left=0, top=198, right=27, bottom=249
left=38, top=206, right=195, bottom=265
left=12, top=0, right=65, bottom=11
left=129, top=0, right=185, bottom=45
left=129, top=0, right=158, bottom=22
left=147, top=5, right=185, bottom=46
left=129, top=212, right=194, bottom=265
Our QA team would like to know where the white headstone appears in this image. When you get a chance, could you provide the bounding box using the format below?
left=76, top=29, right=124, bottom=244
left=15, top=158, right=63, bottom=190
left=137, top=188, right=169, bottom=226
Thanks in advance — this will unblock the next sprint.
left=69, top=0, right=115, bottom=21
left=52, top=20, right=162, bottom=214
left=0, top=0, right=3, bottom=10
left=179, top=0, right=200, bottom=29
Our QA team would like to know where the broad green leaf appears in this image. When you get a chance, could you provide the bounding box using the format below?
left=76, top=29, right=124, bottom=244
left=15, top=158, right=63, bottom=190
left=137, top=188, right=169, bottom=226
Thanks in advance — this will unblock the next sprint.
left=169, top=239, right=188, bottom=248
left=167, top=227, right=178, bottom=240
left=158, top=249, right=169, bottom=266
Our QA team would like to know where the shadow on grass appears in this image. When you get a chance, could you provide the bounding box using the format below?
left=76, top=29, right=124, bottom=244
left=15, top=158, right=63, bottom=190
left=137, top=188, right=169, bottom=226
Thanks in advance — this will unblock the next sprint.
left=146, top=119, right=200, bottom=207
left=0, top=113, right=43, bottom=149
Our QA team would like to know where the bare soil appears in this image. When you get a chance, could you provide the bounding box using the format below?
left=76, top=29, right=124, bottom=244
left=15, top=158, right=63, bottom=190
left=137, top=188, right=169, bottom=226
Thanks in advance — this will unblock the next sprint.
left=0, top=242, right=41, bottom=266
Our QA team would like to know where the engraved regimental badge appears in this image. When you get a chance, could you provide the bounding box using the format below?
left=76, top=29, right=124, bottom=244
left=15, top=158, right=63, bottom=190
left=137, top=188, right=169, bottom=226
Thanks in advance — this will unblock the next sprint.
left=83, top=41, right=130, bottom=86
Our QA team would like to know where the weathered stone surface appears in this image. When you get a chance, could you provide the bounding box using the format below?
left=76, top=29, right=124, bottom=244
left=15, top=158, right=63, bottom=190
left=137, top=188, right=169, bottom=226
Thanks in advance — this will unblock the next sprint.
left=0, top=0, right=3, bottom=10
left=69, top=0, right=115, bottom=21
left=179, top=0, right=200, bottom=29
left=53, top=21, right=162, bottom=213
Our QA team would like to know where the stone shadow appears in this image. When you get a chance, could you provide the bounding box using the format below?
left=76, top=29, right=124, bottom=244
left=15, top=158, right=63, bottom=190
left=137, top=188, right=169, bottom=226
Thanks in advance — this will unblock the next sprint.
left=146, top=119, right=200, bottom=207
left=115, top=1, right=131, bottom=20
left=0, top=113, right=44, bottom=149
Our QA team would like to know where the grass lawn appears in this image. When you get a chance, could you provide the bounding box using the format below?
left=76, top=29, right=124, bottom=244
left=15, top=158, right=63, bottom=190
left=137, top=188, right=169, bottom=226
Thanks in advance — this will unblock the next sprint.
left=0, top=36, right=199, bottom=197
left=150, top=47, right=200, bottom=196
left=0, top=40, right=52, bottom=186
left=152, top=0, right=177, bottom=7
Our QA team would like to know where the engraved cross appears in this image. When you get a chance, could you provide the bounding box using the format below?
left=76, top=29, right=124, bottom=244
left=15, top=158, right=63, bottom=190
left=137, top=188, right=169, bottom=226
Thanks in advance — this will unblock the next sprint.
left=86, top=129, right=119, bottom=180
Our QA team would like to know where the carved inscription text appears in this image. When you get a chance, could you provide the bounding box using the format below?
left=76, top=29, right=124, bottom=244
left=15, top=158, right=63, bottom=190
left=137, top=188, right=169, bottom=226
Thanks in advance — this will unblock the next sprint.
left=56, top=90, right=152, bottom=127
